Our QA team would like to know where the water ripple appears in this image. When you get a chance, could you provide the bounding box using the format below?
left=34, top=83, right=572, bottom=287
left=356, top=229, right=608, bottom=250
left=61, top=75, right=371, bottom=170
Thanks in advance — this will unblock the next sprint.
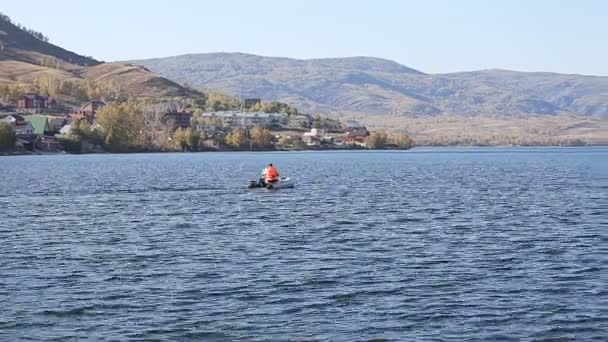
left=1, top=149, right=606, bottom=341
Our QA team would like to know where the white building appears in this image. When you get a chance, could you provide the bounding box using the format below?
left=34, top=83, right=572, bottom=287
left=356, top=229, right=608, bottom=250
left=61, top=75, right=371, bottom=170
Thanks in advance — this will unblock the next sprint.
left=0, top=113, right=21, bottom=125
left=201, top=111, right=288, bottom=127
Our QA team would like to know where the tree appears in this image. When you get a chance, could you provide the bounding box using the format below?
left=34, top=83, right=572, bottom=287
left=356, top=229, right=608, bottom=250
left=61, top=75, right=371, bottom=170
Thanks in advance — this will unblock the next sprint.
left=173, top=128, right=189, bottom=151
left=186, top=128, right=201, bottom=151
left=366, top=131, right=387, bottom=149
left=277, top=136, right=293, bottom=147
left=0, top=122, right=16, bottom=151
left=389, top=132, right=415, bottom=149
left=69, top=119, right=90, bottom=141
left=292, top=139, right=306, bottom=149
left=225, top=128, right=248, bottom=149
left=249, top=126, right=274, bottom=148
left=95, top=103, right=143, bottom=152
left=139, top=103, right=169, bottom=147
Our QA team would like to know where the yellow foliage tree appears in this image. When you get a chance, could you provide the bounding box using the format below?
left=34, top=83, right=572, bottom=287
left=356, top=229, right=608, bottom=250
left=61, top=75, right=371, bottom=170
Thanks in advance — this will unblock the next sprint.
left=388, top=131, right=415, bottom=149
left=225, top=128, right=248, bottom=149
left=249, top=126, right=274, bottom=148
left=366, top=131, right=388, bottom=149
left=95, top=103, right=142, bottom=152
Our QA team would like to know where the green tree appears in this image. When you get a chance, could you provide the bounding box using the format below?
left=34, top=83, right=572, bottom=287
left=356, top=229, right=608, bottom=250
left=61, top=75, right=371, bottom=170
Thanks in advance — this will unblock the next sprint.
left=277, top=136, right=293, bottom=147
left=96, top=103, right=142, bottom=152
left=69, top=119, right=91, bottom=141
left=292, top=139, right=306, bottom=149
left=366, top=131, right=388, bottom=149
left=0, top=122, right=16, bottom=151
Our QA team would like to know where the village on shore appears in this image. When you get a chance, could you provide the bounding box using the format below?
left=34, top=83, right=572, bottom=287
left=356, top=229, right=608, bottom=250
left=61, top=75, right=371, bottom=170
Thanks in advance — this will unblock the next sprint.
left=0, top=93, right=415, bottom=155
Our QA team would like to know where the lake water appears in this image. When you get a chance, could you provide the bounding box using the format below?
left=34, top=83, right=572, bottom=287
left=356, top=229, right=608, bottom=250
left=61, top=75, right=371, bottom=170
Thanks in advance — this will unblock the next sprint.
left=1, top=148, right=606, bottom=341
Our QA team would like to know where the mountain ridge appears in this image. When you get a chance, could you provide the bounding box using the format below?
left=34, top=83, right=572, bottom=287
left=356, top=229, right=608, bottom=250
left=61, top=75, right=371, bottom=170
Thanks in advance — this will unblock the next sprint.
left=130, top=52, right=608, bottom=119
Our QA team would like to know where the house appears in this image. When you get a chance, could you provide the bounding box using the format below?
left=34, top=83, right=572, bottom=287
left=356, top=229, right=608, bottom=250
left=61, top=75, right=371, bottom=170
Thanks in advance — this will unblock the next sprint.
left=344, top=126, right=370, bottom=145
left=70, top=100, right=105, bottom=123
left=79, top=100, right=106, bottom=115
left=0, top=113, right=25, bottom=125
left=302, top=128, right=325, bottom=146
left=47, top=116, right=68, bottom=134
left=244, top=98, right=261, bottom=108
left=17, top=94, right=56, bottom=113
left=25, top=115, right=51, bottom=135
left=162, top=111, right=192, bottom=129
left=0, top=103, right=16, bottom=112
left=287, top=114, right=313, bottom=129
left=0, top=113, right=34, bottom=136
left=34, top=135, right=62, bottom=151
left=14, top=121, right=35, bottom=136
left=59, top=124, right=72, bottom=135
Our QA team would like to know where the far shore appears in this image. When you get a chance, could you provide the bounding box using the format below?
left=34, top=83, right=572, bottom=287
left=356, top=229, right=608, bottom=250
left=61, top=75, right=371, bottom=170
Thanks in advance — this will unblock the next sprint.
left=2, top=144, right=606, bottom=157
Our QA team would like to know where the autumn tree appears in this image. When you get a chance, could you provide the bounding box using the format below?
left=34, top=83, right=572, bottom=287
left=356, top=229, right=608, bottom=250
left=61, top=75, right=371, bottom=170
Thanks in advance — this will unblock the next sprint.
left=69, top=119, right=92, bottom=141
left=249, top=126, right=274, bottom=148
left=366, top=131, right=388, bottom=149
left=95, top=103, right=143, bottom=152
left=173, top=128, right=189, bottom=151
left=389, top=131, right=415, bottom=149
left=225, top=128, right=248, bottom=149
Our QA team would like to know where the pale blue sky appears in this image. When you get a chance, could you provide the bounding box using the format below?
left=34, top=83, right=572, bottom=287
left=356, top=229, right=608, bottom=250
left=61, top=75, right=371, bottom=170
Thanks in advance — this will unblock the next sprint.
left=3, top=0, right=607, bottom=75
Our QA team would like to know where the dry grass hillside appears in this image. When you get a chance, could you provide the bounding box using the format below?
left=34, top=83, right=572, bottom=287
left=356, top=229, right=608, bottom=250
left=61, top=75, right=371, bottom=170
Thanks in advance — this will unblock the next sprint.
left=0, top=13, right=201, bottom=100
left=347, top=114, right=608, bottom=146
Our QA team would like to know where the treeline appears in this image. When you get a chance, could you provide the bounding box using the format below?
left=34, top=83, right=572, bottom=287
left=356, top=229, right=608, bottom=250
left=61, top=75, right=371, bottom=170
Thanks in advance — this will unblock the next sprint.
left=65, top=101, right=281, bottom=153
left=0, top=12, right=49, bottom=42
left=366, top=130, right=416, bottom=149
left=202, top=89, right=298, bottom=114
left=0, top=76, right=129, bottom=103
left=414, top=134, right=589, bottom=147
left=311, top=114, right=343, bottom=130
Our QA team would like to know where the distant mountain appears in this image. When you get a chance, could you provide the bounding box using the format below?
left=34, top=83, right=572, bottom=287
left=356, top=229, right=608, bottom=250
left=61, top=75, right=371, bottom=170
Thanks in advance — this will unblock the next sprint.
left=131, top=53, right=608, bottom=119
left=0, top=13, right=198, bottom=99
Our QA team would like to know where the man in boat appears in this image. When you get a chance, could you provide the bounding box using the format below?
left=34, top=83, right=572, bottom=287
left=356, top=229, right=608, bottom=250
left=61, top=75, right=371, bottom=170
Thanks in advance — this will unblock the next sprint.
left=260, top=163, right=280, bottom=186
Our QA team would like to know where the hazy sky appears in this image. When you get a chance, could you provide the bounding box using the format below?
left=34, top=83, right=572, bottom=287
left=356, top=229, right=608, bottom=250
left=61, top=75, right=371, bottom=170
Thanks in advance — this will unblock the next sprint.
left=3, top=0, right=607, bottom=75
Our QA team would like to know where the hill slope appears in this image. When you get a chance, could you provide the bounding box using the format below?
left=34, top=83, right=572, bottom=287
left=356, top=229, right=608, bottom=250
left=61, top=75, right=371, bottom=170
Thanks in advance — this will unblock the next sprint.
left=131, top=53, right=608, bottom=119
left=0, top=13, right=199, bottom=99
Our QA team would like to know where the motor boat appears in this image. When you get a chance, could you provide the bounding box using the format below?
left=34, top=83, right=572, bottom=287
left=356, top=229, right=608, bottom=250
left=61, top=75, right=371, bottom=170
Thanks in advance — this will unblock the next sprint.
left=248, top=177, right=295, bottom=190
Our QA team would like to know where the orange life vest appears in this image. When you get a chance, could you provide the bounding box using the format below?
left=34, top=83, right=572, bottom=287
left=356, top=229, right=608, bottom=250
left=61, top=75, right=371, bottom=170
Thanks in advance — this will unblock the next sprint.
left=265, top=166, right=279, bottom=182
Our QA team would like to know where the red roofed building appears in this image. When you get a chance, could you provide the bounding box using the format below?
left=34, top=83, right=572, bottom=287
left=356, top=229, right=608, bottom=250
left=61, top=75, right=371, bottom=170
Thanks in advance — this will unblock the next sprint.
left=344, top=126, right=370, bottom=144
left=70, top=100, right=106, bottom=123
left=17, top=94, right=56, bottom=113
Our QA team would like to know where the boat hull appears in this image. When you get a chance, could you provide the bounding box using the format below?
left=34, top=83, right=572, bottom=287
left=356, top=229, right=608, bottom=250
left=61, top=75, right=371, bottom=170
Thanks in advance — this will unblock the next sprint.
left=248, top=178, right=294, bottom=190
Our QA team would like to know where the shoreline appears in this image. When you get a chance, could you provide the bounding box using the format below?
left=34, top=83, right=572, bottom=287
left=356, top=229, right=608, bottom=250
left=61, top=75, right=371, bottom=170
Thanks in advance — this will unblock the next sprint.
left=2, top=145, right=606, bottom=157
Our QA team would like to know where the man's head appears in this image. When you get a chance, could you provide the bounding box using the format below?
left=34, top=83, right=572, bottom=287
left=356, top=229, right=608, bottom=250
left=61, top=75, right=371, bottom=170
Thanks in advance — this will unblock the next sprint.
left=269, top=163, right=273, bottom=167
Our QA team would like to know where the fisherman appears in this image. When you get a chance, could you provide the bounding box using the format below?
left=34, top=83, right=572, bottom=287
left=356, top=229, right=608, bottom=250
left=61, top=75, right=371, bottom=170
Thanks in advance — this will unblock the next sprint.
left=261, top=163, right=280, bottom=185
